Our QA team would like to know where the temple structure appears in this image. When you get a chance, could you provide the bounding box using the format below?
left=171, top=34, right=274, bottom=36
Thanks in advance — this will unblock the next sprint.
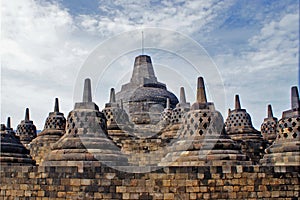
left=160, top=77, right=250, bottom=166
left=116, top=55, right=178, bottom=125
left=15, top=108, right=37, bottom=148
left=29, top=98, right=66, bottom=165
left=44, top=78, right=128, bottom=167
left=261, top=104, right=278, bottom=145
left=0, top=117, right=35, bottom=165
left=261, top=86, right=300, bottom=166
left=225, top=95, right=265, bottom=164
left=171, top=87, right=190, bottom=124
left=0, top=54, right=299, bottom=199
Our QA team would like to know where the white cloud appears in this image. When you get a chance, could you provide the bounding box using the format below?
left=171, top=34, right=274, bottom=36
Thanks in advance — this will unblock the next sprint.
left=1, top=0, right=93, bottom=128
left=1, top=0, right=298, bottom=132
left=214, top=9, right=299, bottom=128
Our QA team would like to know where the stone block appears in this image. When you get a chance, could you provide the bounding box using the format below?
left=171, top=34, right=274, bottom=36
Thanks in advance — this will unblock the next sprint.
left=164, top=193, right=174, bottom=200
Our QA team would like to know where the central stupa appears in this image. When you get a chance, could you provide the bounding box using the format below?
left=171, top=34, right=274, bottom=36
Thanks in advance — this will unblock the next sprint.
left=116, top=55, right=178, bottom=124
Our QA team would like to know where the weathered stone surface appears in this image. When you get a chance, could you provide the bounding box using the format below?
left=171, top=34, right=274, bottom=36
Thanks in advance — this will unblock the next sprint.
left=225, top=95, right=265, bottom=164
left=44, top=78, right=128, bottom=167
left=1, top=165, right=299, bottom=199
left=171, top=87, right=190, bottom=124
left=102, top=88, right=132, bottom=131
left=261, top=86, right=300, bottom=166
left=29, top=98, right=66, bottom=165
left=0, top=117, right=35, bottom=166
left=1, top=54, right=300, bottom=199
left=160, top=98, right=173, bottom=126
left=261, top=104, right=278, bottom=145
left=116, top=55, right=178, bottom=125
left=160, top=77, right=250, bottom=166
left=15, top=108, right=37, bottom=148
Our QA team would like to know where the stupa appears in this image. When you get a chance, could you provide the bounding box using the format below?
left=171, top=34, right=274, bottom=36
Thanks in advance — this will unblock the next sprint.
left=29, top=98, right=66, bottom=165
left=261, top=86, right=300, bottom=166
left=160, top=87, right=191, bottom=141
left=116, top=55, right=178, bottom=125
left=160, top=98, right=173, bottom=125
left=0, top=117, right=35, bottom=165
left=44, top=78, right=128, bottom=167
left=102, top=88, right=133, bottom=147
left=160, top=77, right=250, bottom=166
left=15, top=108, right=37, bottom=148
left=171, top=87, right=190, bottom=124
left=102, top=88, right=131, bottom=131
left=261, top=104, right=278, bottom=145
left=225, top=95, right=265, bottom=164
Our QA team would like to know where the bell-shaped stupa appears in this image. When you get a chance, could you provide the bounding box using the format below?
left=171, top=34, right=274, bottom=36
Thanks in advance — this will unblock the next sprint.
left=160, top=98, right=173, bottom=125
left=1, top=117, right=35, bottom=166
left=171, top=87, right=190, bottom=124
left=44, top=78, right=128, bottom=167
left=29, top=98, right=66, bottom=165
left=103, top=88, right=131, bottom=130
left=15, top=108, right=37, bottom=148
left=261, top=86, right=300, bottom=166
left=261, top=104, right=278, bottom=145
left=160, top=77, right=250, bottom=166
left=225, top=95, right=265, bottom=164
left=116, top=55, right=178, bottom=125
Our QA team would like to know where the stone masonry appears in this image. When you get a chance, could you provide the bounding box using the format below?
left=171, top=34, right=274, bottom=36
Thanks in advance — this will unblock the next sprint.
left=0, top=54, right=299, bottom=199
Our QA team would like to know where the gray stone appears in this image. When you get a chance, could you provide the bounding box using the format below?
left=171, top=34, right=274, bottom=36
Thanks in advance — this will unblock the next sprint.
left=16, top=108, right=37, bottom=147
left=225, top=95, right=265, bottom=164
left=160, top=77, right=250, bottom=166
left=291, top=86, right=300, bottom=109
left=261, top=104, right=278, bottom=145
left=1, top=117, right=35, bottom=166
left=45, top=78, right=128, bottom=167
left=116, top=55, right=178, bottom=125
left=30, top=98, right=66, bottom=165
left=261, top=86, right=300, bottom=166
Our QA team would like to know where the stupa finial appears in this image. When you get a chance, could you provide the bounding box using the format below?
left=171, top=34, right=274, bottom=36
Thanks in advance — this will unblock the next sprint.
left=166, top=98, right=170, bottom=109
left=235, top=95, right=241, bottom=110
left=7, top=117, right=11, bottom=129
left=54, top=98, right=59, bottom=112
left=25, top=108, right=30, bottom=121
left=110, top=88, right=116, bottom=103
left=291, top=86, right=299, bottom=109
left=196, top=77, right=207, bottom=104
left=180, top=87, right=187, bottom=104
left=83, top=78, right=92, bottom=102
left=267, top=104, right=273, bottom=118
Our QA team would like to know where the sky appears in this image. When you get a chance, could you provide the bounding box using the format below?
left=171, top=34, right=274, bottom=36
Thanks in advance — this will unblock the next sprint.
left=1, top=0, right=299, bottom=130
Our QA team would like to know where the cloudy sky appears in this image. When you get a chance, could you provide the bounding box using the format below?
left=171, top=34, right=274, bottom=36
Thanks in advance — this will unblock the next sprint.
left=1, top=0, right=299, bottom=130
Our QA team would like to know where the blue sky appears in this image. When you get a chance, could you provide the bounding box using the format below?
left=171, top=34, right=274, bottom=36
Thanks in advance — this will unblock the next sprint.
left=1, top=0, right=299, bottom=129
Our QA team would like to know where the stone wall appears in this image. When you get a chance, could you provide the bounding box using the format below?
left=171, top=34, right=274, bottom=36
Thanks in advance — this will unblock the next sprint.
left=1, top=165, right=299, bottom=200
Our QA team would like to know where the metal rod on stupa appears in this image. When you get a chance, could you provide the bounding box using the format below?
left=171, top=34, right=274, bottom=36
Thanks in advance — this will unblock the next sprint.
left=25, top=108, right=30, bottom=121
left=83, top=78, right=92, bottom=102
left=196, top=77, right=207, bottom=103
left=267, top=104, right=273, bottom=118
left=235, top=95, right=241, bottom=110
left=291, top=86, right=299, bottom=109
left=180, top=87, right=187, bottom=104
left=110, top=88, right=116, bottom=103
left=54, top=98, right=59, bottom=112
left=7, top=117, right=11, bottom=129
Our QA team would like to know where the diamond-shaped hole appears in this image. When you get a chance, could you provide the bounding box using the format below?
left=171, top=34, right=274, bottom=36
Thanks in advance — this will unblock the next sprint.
left=292, top=132, right=297, bottom=138
left=199, top=129, right=203, bottom=135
